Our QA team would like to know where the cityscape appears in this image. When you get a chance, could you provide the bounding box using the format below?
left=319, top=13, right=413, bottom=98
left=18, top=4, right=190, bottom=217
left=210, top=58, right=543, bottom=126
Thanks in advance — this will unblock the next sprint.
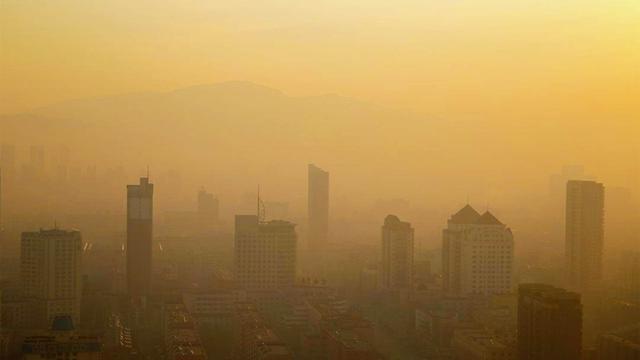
left=1, top=1, right=639, bottom=359
left=0, top=154, right=638, bottom=359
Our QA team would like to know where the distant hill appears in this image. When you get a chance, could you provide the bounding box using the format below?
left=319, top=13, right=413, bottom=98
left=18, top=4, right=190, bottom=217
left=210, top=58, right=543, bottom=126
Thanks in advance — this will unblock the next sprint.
left=0, top=81, right=435, bottom=160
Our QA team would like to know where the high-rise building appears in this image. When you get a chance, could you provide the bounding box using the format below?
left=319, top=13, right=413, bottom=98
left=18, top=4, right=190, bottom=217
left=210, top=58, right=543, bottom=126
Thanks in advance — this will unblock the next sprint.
left=565, top=180, right=605, bottom=292
left=308, top=164, right=329, bottom=252
left=381, top=215, right=414, bottom=290
left=197, top=188, right=219, bottom=229
left=442, top=205, right=514, bottom=296
left=235, top=215, right=297, bottom=290
left=21, top=228, right=83, bottom=326
left=517, top=284, right=582, bottom=360
left=127, top=177, right=154, bottom=297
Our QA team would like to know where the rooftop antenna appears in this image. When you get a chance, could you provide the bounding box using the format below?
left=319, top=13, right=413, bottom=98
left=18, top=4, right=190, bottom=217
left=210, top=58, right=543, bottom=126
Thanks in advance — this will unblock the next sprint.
left=146, top=165, right=150, bottom=179
left=257, top=185, right=266, bottom=223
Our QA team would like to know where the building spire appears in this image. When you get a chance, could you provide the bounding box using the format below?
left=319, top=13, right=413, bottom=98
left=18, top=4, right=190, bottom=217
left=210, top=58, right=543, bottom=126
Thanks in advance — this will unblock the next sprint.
left=256, top=185, right=266, bottom=223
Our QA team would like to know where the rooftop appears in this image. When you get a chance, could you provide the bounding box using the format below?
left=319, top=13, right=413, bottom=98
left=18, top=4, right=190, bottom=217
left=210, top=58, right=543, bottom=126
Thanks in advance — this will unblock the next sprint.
left=449, top=205, right=481, bottom=224
left=449, top=205, right=505, bottom=226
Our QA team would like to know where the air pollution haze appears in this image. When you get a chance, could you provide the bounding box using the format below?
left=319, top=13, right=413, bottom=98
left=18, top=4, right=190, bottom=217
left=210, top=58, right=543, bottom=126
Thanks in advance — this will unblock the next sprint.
left=0, top=1, right=639, bottom=360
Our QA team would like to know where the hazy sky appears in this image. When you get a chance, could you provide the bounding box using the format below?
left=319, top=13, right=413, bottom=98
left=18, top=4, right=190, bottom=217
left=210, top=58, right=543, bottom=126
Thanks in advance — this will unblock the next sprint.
left=1, top=0, right=638, bottom=118
left=1, top=0, right=638, bottom=199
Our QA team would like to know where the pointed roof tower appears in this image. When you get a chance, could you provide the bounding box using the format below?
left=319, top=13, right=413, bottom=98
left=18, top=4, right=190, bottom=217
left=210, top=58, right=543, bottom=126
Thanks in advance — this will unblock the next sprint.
left=477, top=211, right=503, bottom=225
left=449, top=204, right=481, bottom=224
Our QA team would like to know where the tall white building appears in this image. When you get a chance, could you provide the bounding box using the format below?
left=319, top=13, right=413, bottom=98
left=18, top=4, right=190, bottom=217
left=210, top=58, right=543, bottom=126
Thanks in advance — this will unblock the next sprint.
left=565, top=180, right=605, bottom=292
left=442, top=205, right=514, bottom=296
left=235, top=215, right=297, bottom=290
left=381, top=215, right=414, bottom=290
left=21, top=228, right=83, bottom=327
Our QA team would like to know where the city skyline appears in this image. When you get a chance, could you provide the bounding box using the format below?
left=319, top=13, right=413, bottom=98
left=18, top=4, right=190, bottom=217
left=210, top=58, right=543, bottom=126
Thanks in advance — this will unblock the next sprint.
left=1, top=1, right=638, bottom=358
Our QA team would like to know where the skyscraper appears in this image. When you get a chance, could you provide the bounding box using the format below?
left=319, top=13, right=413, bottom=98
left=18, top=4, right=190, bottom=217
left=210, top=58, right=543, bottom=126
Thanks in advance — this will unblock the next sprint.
left=197, top=188, right=219, bottom=230
left=442, top=205, right=514, bottom=296
left=517, top=284, right=582, bottom=360
left=21, top=228, right=83, bottom=326
left=234, top=215, right=297, bottom=290
left=565, top=180, right=605, bottom=292
left=308, top=164, right=329, bottom=252
left=127, top=177, right=154, bottom=297
left=381, top=215, right=414, bottom=290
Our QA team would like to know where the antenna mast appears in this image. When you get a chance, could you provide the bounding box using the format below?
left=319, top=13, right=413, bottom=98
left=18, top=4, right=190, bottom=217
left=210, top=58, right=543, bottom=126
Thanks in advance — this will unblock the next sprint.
left=257, top=185, right=266, bottom=223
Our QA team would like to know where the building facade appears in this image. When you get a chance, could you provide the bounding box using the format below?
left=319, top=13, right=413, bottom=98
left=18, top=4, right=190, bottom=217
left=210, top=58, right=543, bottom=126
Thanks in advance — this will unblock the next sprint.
left=126, top=177, right=154, bottom=297
left=21, top=228, right=83, bottom=327
left=381, top=215, right=414, bottom=290
left=517, top=284, right=582, bottom=360
left=197, top=188, right=219, bottom=230
left=442, top=205, right=514, bottom=296
left=235, top=215, right=297, bottom=290
left=565, top=180, right=605, bottom=292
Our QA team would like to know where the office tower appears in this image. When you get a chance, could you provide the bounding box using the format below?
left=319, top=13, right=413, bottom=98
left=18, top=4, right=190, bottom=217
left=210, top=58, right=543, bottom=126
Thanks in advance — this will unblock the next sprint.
left=308, top=164, right=329, bottom=252
left=197, top=188, right=219, bottom=228
left=235, top=215, right=297, bottom=290
left=517, top=284, right=582, bottom=360
left=381, top=215, right=414, bottom=290
left=127, top=177, right=154, bottom=297
left=442, top=205, right=514, bottom=296
left=21, top=228, right=83, bottom=326
left=565, top=180, right=605, bottom=292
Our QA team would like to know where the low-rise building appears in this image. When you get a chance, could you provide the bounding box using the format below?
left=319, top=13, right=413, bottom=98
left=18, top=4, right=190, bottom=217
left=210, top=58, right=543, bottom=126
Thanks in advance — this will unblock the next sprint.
left=21, top=316, right=102, bottom=360
left=452, top=328, right=515, bottom=360
left=598, top=324, right=640, bottom=360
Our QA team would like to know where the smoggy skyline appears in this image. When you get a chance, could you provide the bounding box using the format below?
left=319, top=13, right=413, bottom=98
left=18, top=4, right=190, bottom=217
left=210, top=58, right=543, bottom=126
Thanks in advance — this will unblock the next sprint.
left=1, top=2, right=639, bottom=359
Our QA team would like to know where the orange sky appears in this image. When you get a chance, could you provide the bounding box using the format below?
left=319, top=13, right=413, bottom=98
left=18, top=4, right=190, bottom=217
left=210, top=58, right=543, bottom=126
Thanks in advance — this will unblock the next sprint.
left=1, top=1, right=638, bottom=191
left=1, top=0, right=638, bottom=118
